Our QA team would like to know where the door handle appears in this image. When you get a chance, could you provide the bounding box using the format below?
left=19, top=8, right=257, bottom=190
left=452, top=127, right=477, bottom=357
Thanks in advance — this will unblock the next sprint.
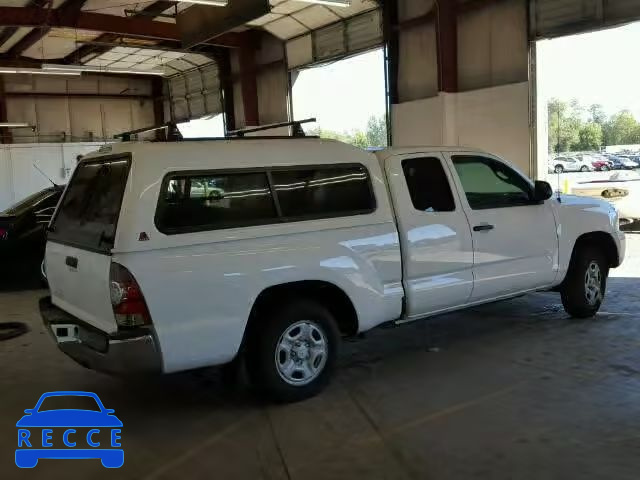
left=473, top=224, right=495, bottom=232
left=65, top=256, right=78, bottom=269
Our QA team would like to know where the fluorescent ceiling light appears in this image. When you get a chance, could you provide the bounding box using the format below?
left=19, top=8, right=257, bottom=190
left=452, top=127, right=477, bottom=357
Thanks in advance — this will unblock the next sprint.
left=298, top=0, right=350, bottom=6
left=174, top=0, right=228, bottom=5
left=0, top=122, right=32, bottom=128
left=0, top=67, right=80, bottom=76
left=43, top=63, right=166, bottom=76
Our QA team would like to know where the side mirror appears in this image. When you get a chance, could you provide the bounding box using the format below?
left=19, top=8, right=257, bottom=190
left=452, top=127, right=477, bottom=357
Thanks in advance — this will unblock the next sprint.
left=534, top=180, right=553, bottom=202
left=105, top=409, right=115, bottom=414
left=24, top=409, right=33, bottom=415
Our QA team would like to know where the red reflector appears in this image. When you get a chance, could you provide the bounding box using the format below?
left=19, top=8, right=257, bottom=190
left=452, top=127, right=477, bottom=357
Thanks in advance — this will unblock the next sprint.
left=114, top=299, right=147, bottom=315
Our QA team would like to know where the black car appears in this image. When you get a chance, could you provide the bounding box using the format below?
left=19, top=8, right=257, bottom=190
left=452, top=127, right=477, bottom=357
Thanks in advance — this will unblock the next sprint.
left=0, top=185, right=64, bottom=285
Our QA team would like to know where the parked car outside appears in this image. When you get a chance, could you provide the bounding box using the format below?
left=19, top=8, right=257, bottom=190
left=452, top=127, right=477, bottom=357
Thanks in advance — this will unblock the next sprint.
left=602, top=155, right=629, bottom=170
left=0, top=185, right=64, bottom=284
left=591, top=159, right=611, bottom=171
left=40, top=141, right=625, bottom=402
left=617, top=155, right=640, bottom=169
left=549, top=156, right=592, bottom=173
left=572, top=170, right=640, bottom=226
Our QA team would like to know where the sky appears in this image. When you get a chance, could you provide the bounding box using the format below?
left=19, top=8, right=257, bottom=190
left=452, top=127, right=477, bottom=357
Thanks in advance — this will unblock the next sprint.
left=292, top=48, right=387, bottom=133
left=537, top=21, right=640, bottom=119
left=179, top=48, right=386, bottom=138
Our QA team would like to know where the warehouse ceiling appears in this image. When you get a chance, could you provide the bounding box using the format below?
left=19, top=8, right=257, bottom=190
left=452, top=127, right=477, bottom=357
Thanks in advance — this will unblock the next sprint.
left=0, top=0, right=378, bottom=76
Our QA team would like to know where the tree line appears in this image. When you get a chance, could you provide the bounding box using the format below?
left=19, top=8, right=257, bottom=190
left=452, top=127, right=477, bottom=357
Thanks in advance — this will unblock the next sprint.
left=307, top=115, right=388, bottom=149
left=548, top=98, right=640, bottom=153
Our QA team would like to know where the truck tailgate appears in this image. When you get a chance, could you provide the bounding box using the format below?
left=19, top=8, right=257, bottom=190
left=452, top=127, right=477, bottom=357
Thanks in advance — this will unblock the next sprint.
left=45, top=155, right=131, bottom=334
left=46, top=242, right=117, bottom=333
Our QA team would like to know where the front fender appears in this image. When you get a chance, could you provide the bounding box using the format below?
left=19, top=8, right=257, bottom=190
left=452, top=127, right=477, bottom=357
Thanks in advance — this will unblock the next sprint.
left=554, top=195, right=624, bottom=278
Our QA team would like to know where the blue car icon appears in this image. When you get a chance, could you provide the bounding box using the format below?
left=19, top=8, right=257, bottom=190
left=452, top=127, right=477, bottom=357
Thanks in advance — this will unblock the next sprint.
left=16, top=391, right=123, bottom=468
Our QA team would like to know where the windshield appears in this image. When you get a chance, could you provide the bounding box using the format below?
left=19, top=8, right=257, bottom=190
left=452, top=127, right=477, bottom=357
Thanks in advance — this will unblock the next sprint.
left=49, top=156, right=131, bottom=252
left=2, top=189, right=54, bottom=216
left=37, top=395, right=101, bottom=412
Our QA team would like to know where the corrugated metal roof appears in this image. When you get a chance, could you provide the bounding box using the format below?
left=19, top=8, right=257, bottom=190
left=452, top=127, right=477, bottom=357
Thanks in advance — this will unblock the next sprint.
left=254, top=0, right=378, bottom=40
left=0, top=0, right=381, bottom=70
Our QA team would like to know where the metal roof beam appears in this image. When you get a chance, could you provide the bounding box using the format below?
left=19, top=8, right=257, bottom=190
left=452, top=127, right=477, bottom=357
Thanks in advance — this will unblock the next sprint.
left=6, top=0, right=88, bottom=57
left=0, top=7, right=242, bottom=47
left=63, top=0, right=178, bottom=63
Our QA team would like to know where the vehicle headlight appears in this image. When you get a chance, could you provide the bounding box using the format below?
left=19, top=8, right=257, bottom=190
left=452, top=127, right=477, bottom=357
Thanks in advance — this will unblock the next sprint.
left=602, top=188, right=629, bottom=199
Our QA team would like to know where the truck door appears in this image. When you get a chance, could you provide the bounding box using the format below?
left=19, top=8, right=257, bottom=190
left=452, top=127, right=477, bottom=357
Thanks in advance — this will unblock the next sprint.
left=385, top=153, right=474, bottom=319
left=444, top=153, right=559, bottom=301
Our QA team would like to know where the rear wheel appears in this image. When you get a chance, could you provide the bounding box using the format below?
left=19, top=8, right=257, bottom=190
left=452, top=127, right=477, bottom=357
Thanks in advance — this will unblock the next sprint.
left=247, top=299, right=339, bottom=403
left=561, top=246, right=608, bottom=318
left=601, top=165, right=610, bottom=171
left=580, top=166, right=589, bottom=172
left=554, top=165, right=564, bottom=174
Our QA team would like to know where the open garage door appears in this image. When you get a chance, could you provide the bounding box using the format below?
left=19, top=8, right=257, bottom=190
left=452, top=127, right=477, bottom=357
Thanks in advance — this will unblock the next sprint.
left=165, top=62, right=223, bottom=123
left=286, top=9, right=382, bottom=70
left=534, top=0, right=640, bottom=38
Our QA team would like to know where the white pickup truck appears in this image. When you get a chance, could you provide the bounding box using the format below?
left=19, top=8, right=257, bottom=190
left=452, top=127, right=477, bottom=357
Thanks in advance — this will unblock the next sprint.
left=41, top=140, right=625, bottom=402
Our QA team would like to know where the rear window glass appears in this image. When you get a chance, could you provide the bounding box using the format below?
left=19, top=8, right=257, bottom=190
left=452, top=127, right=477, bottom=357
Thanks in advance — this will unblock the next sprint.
left=49, top=157, right=131, bottom=252
left=272, top=166, right=374, bottom=218
left=402, top=158, right=456, bottom=212
left=156, top=172, right=277, bottom=233
left=2, top=189, right=55, bottom=216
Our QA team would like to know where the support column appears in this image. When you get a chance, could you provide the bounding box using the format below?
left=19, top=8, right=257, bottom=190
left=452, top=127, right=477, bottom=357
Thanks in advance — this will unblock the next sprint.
left=216, top=49, right=236, bottom=132
left=382, top=0, right=399, bottom=105
left=436, top=0, right=458, bottom=93
left=152, top=77, right=166, bottom=141
left=0, top=76, right=11, bottom=144
left=238, top=40, right=259, bottom=127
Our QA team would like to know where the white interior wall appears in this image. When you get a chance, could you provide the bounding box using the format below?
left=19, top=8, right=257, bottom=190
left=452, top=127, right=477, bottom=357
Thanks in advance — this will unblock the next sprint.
left=457, top=0, right=529, bottom=91
left=0, top=142, right=105, bottom=211
left=231, top=34, right=289, bottom=130
left=2, top=74, right=155, bottom=142
left=396, top=0, right=438, bottom=103
left=392, top=0, right=533, bottom=175
left=392, top=82, right=531, bottom=174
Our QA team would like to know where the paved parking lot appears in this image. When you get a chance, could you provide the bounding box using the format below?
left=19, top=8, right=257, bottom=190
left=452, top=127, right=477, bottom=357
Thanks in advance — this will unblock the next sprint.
left=2, top=236, right=640, bottom=480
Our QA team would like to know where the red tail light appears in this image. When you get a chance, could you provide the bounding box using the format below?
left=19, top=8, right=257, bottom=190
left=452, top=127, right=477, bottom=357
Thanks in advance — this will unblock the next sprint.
left=109, top=263, right=152, bottom=328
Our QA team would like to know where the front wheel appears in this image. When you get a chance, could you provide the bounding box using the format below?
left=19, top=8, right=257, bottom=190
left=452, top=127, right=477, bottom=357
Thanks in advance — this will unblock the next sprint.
left=601, top=165, right=610, bottom=171
left=580, top=166, right=589, bottom=172
left=247, top=299, right=339, bottom=403
left=561, top=246, right=608, bottom=318
left=554, top=165, right=564, bottom=174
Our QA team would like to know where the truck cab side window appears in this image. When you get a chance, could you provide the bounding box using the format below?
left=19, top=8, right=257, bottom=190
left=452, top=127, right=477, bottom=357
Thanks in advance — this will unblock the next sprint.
left=402, top=157, right=456, bottom=212
left=452, top=156, right=533, bottom=210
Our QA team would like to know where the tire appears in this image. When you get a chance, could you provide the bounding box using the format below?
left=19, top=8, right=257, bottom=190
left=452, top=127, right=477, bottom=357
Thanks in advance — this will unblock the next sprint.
left=601, top=165, right=610, bottom=171
left=554, top=165, right=564, bottom=174
left=580, top=166, right=589, bottom=172
left=560, top=246, right=608, bottom=318
left=247, top=299, right=340, bottom=403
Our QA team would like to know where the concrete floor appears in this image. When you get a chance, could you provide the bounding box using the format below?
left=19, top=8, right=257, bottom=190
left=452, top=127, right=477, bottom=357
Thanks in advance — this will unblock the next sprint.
left=2, top=236, right=640, bottom=480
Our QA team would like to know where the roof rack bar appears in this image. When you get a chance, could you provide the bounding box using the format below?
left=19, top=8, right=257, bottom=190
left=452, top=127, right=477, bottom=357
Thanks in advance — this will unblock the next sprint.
left=114, top=122, right=183, bottom=142
left=227, top=118, right=316, bottom=138
left=178, top=135, right=320, bottom=142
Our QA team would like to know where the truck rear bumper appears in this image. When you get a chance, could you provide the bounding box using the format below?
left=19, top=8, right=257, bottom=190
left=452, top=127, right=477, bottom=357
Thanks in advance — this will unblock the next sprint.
left=39, top=296, right=162, bottom=375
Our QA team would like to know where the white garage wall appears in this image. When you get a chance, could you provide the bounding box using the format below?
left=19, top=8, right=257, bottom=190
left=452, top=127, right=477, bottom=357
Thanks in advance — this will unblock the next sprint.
left=0, top=142, right=105, bottom=211
left=231, top=34, right=289, bottom=130
left=392, top=82, right=532, bottom=175
left=458, top=0, right=529, bottom=91
left=2, top=74, right=155, bottom=143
